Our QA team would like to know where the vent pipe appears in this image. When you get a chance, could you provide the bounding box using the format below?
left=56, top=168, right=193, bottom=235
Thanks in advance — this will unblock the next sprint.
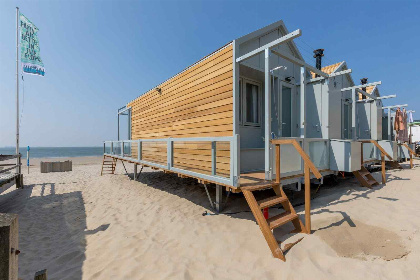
left=361, top=78, right=368, bottom=100
left=313, top=49, right=324, bottom=77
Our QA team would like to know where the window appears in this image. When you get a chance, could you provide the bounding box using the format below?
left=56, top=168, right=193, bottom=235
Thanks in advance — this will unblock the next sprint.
left=242, top=79, right=261, bottom=126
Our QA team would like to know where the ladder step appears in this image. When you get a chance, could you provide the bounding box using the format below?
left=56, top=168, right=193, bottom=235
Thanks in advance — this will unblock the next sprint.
left=258, top=196, right=288, bottom=209
left=240, top=182, right=279, bottom=192
left=267, top=212, right=298, bottom=230
left=359, top=171, right=370, bottom=176
left=367, top=179, right=378, bottom=186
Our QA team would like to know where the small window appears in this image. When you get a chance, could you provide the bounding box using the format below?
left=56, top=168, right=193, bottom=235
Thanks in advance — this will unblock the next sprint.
left=243, top=80, right=261, bottom=126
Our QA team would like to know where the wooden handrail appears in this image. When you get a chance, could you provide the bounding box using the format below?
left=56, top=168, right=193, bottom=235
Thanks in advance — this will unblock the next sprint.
left=270, top=138, right=323, bottom=234
left=401, top=143, right=415, bottom=155
left=400, top=143, right=415, bottom=169
left=271, top=139, right=322, bottom=179
left=360, top=140, right=393, bottom=161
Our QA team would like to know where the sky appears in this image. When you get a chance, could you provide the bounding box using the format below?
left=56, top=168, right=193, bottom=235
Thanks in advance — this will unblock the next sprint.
left=1, top=0, right=419, bottom=147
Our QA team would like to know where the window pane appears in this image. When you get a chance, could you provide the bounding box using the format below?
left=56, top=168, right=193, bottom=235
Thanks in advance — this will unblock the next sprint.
left=245, top=83, right=259, bottom=124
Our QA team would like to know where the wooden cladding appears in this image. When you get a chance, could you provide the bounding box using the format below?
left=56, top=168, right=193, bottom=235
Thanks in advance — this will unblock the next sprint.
left=173, top=141, right=230, bottom=177
left=127, top=44, right=234, bottom=139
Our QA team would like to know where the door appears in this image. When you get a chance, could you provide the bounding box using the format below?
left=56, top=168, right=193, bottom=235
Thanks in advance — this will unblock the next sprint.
left=271, top=80, right=297, bottom=138
left=342, top=100, right=352, bottom=139
left=281, top=85, right=293, bottom=137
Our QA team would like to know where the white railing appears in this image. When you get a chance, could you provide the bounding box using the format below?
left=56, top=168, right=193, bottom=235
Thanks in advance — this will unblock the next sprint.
left=104, top=135, right=240, bottom=187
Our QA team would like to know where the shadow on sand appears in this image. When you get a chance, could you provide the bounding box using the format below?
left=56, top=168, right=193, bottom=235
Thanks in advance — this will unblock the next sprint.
left=0, top=183, right=109, bottom=280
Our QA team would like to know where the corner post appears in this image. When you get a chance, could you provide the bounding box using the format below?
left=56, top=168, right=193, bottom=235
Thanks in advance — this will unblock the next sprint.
left=387, top=108, right=391, bottom=140
left=138, top=141, right=142, bottom=161
left=300, top=66, right=306, bottom=138
left=167, top=138, right=173, bottom=170
left=264, top=48, right=272, bottom=180
left=351, top=88, right=357, bottom=140
left=211, top=141, right=216, bottom=175
left=16, top=7, right=20, bottom=175
left=232, top=41, right=241, bottom=186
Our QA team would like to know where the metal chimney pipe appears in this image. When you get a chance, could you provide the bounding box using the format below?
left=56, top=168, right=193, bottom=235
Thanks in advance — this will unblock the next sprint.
left=313, top=49, right=324, bottom=77
left=361, top=78, right=368, bottom=100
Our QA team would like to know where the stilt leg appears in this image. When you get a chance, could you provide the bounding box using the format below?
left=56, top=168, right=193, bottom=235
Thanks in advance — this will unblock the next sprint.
left=215, top=184, right=223, bottom=213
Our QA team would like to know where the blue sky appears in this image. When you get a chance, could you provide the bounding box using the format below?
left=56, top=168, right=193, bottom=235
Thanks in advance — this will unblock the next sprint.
left=0, top=0, right=419, bottom=147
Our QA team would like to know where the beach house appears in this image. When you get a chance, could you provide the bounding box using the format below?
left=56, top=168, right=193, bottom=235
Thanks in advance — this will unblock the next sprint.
left=102, top=20, right=416, bottom=260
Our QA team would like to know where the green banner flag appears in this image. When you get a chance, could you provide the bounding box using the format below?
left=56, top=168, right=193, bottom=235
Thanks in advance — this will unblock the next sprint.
left=20, top=12, right=45, bottom=76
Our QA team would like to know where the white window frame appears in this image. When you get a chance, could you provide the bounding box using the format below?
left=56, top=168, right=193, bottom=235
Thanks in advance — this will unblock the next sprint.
left=241, top=77, right=262, bottom=127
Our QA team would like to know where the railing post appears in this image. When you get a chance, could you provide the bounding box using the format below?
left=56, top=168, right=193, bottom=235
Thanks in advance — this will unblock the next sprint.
left=232, top=134, right=240, bottom=187
left=304, top=163, right=311, bottom=234
left=110, top=142, right=113, bottom=155
left=410, top=151, right=413, bottom=169
left=381, top=152, right=386, bottom=184
left=211, top=141, right=216, bottom=176
left=138, top=141, right=142, bottom=161
left=275, top=144, right=280, bottom=184
left=167, top=138, right=173, bottom=170
left=360, top=142, right=364, bottom=167
left=103, top=142, right=105, bottom=154
left=121, top=141, right=124, bottom=157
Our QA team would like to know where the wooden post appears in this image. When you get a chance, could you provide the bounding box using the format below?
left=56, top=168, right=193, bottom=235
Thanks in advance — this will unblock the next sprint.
left=0, top=213, right=19, bottom=280
left=34, top=269, right=47, bottom=280
left=410, top=153, right=413, bottom=169
left=360, top=142, right=364, bottom=167
left=304, top=163, right=311, bottom=234
left=275, top=144, right=280, bottom=184
left=381, top=153, right=386, bottom=184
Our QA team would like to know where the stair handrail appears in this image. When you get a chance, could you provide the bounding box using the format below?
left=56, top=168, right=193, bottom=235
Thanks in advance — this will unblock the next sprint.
left=271, top=139, right=322, bottom=179
left=400, top=143, right=415, bottom=169
left=270, top=139, right=322, bottom=233
left=360, top=140, right=393, bottom=161
left=401, top=143, right=415, bottom=155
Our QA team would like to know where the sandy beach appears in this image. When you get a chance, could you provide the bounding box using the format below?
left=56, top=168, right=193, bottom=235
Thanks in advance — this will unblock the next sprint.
left=0, top=157, right=419, bottom=279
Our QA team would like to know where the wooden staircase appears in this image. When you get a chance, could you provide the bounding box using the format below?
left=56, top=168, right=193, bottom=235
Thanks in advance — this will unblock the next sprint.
left=353, top=166, right=379, bottom=188
left=240, top=139, right=322, bottom=261
left=241, top=182, right=306, bottom=261
left=101, top=155, right=117, bottom=175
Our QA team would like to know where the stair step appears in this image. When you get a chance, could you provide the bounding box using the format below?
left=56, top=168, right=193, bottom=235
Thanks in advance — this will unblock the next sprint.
left=241, top=182, right=279, bottom=192
left=267, top=212, right=298, bottom=230
left=367, top=179, right=378, bottom=186
left=258, top=196, right=288, bottom=209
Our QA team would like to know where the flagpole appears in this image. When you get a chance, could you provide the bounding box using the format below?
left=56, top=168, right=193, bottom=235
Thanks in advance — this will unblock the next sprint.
left=16, top=7, right=20, bottom=174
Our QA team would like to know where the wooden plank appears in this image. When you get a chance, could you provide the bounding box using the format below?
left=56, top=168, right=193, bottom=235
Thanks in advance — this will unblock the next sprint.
left=242, top=190, right=285, bottom=261
left=133, top=96, right=233, bottom=127
left=130, top=71, right=233, bottom=116
left=132, top=83, right=233, bottom=120
left=128, top=46, right=232, bottom=107
left=130, top=63, right=233, bottom=114
left=132, top=104, right=233, bottom=136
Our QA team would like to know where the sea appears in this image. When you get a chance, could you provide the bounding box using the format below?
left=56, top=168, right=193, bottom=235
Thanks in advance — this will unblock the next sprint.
left=0, top=147, right=103, bottom=159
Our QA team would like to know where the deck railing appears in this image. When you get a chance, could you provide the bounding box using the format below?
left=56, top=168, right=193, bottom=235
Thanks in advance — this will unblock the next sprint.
left=0, top=154, right=22, bottom=188
left=104, top=135, right=240, bottom=187
left=360, top=140, right=391, bottom=184
left=271, top=139, right=322, bottom=233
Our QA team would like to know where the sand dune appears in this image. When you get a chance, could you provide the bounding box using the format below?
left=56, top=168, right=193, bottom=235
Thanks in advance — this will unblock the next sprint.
left=0, top=157, right=419, bottom=279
